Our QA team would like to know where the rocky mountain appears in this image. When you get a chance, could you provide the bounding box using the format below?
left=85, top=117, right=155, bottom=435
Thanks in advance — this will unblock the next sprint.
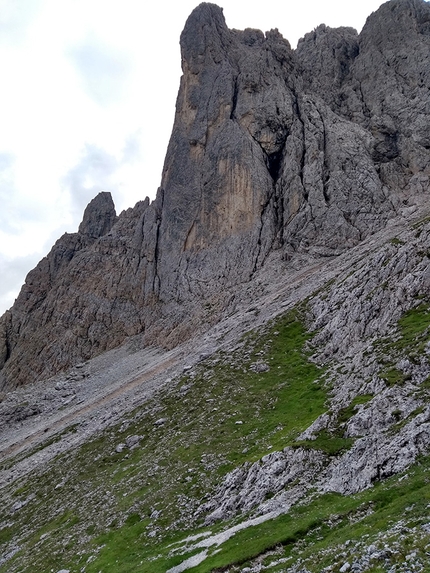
left=1, top=1, right=430, bottom=572
left=1, top=0, right=429, bottom=392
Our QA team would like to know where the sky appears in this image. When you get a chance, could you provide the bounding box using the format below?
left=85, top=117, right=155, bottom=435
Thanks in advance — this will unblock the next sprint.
left=0, top=0, right=388, bottom=315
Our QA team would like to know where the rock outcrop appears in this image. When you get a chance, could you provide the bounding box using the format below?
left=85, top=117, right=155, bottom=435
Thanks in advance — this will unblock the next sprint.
left=1, top=0, right=430, bottom=391
left=190, top=216, right=430, bottom=524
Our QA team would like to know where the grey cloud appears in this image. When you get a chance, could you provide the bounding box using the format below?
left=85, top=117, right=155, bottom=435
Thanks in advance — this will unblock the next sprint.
left=121, top=131, right=142, bottom=164
left=0, top=153, right=44, bottom=234
left=0, top=252, right=41, bottom=315
left=67, top=38, right=132, bottom=106
left=62, top=143, right=119, bottom=218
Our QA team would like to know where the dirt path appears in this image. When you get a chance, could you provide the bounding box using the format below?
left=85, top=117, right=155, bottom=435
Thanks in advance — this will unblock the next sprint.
left=0, top=351, right=182, bottom=461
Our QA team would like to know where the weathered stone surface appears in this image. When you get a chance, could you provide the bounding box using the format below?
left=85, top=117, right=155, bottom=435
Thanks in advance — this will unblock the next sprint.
left=201, top=447, right=326, bottom=522
left=194, top=217, right=430, bottom=522
left=321, top=406, right=430, bottom=495
left=297, top=0, right=430, bottom=193
left=0, top=0, right=429, bottom=390
left=78, top=191, right=117, bottom=239
left=0, top=196, right=161, bottom=390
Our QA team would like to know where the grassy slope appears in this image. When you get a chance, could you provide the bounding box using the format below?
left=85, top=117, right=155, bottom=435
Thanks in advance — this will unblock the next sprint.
left=0, top=307, right=329, bottom=573
left=182, top=457, right=430, bottom=572
left=1, top=295, right=429, bottom=573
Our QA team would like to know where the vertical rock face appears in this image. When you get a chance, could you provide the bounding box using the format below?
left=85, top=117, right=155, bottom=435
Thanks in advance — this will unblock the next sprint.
left=297, top=0, right=430, bottom=197
left=157, top=4, right=295, bottom=301
left=1, top=0, right=430, bottom=391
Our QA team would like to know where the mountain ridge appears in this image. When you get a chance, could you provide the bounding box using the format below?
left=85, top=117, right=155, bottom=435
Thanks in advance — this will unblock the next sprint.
left=1, top=200, right=430, bottom=573
left=1, top=0, right=429, bottom=392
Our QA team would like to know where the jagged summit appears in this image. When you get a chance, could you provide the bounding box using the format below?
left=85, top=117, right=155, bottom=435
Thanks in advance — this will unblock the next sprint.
left=78, top=191, right=117, bottom=239
left=0, top=0, right=429, bottom=391
left=180, top=3, right=230, bottom=68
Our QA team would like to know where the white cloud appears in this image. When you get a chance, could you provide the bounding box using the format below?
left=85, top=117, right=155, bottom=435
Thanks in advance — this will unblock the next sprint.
left=0, top=153, right=49, bottom=238
left=0, top=0, right=42, bottom=45
left=68, top=38, right=132, bottom=106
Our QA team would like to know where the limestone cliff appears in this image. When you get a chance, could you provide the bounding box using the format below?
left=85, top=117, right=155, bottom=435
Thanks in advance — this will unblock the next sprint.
left=0, top=0, right=429, bottom=391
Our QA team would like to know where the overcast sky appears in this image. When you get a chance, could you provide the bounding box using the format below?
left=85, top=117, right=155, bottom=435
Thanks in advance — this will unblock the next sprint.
left=0, top=0, right=389, bottom=315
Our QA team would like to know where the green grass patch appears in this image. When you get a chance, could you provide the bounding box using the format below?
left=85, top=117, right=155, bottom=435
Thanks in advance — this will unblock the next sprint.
left=380, top=366, right=407, bottom=386
left=385, top=303, right=430, bottom=357
left=293, top=430, right=354, bottom=456
left=0, top=305, right=331, bottom=573
left=181, top=455, right=430, bottom=573
left=374, top=302, right=430, bottom=387
left=291, top=394, right=374, bottom=456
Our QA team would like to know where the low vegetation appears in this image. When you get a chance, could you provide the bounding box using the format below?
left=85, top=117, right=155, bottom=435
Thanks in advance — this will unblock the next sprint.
left=1, top=295, right=429, bottom=573
left=377, top=302, right=430, bottom=386
left=0, top=306, right=330, bottom=573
